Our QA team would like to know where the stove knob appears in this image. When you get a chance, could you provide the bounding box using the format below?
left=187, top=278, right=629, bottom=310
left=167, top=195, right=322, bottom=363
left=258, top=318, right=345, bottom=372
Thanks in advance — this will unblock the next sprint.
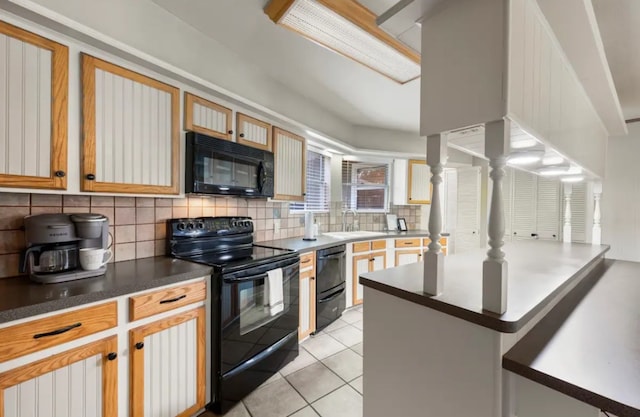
left=244, top=221, right=252, bottom=228
left=197, top=222, right=205, bottom=229
left=186, top=222, right=195, bottom=230
left=177, top=222, right=186, bottom=231
left=231, top=219, right=238, bottom=228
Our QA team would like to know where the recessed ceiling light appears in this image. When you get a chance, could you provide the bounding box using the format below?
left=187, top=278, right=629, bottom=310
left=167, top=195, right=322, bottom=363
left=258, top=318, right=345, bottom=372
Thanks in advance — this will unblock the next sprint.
left=507, top=150, right=544, bottom=165
left=561, top=176, right=585, bottom=183
left=542, top=155, right=564, bottom=165
left=510, top=138, right=538, bottom=149
left=265, top=0, right=420, bottom=84
left=537, top=165, right=571, bottom=176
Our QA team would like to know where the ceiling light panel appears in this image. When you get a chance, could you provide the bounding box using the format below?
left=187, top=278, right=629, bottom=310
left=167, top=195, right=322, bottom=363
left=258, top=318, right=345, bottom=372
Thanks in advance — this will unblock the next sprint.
left=277, top=0, right=421, bottom=83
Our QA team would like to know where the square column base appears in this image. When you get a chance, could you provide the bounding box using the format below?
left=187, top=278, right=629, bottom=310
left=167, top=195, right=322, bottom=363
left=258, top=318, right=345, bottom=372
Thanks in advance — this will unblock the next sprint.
left=482, top=260, right=508, bottom=314
left=424, top=251, right=444, bottom=296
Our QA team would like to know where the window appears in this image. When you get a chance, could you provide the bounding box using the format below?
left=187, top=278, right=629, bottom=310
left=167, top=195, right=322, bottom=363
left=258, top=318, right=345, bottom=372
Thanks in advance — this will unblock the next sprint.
left=342, top=160, right=390, bottom=211
left=291, top=150, right=330, bottom=212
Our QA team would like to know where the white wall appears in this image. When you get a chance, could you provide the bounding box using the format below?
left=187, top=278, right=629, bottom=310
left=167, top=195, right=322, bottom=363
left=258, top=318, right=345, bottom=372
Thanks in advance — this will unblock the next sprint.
left=603, top=122, right=640, bottom=261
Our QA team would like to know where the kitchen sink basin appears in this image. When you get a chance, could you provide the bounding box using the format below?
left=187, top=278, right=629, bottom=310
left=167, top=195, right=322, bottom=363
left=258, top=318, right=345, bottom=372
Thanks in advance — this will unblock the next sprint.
left=322, top=231, right=387, bottom=240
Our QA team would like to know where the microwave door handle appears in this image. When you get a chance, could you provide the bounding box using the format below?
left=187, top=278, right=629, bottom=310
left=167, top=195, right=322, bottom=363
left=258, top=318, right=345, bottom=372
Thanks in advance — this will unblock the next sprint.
left=224, top=272, right=269, bottom=283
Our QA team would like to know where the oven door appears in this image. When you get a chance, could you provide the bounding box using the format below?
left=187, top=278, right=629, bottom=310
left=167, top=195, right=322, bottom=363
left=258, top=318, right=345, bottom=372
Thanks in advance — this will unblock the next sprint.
left=218, top=257, right=299, bottom=375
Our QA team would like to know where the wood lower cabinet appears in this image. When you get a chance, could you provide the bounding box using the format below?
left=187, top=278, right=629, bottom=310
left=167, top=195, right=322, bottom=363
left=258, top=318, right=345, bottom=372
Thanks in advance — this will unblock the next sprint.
left=130, top=308, right=206, bottom=417
left=299, top=251, right=316, bottom=340
left=352, top=251, right=386, bottom=305
left=395, top=249, right=422, bottom=266
left=0, top=336, right=118, bottom=417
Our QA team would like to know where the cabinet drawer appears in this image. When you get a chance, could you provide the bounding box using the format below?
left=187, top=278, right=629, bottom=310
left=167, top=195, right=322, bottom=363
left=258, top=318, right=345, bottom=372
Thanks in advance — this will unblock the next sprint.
left=300, top=252, right=315, bottom=270
left=0, top=302, right=117, bottom=363
left=352, top=242, right=371, bottom=253
left=395, top=238, right=421, bottom=248
left=371, top=240, right=386, bottom=250
left=129, top=281, right=207, bottom=322
left=300, top=269, right=315, bottom=280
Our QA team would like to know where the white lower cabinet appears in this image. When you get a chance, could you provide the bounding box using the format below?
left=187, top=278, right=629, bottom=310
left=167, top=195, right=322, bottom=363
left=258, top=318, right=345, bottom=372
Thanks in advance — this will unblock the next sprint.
left=352, top=250, right=387, bottom=306
left=394, top=249, right=422, bottom=266
left=0, top=337, right=118, bottom=417
left=130, top=308, right=206, bottom=417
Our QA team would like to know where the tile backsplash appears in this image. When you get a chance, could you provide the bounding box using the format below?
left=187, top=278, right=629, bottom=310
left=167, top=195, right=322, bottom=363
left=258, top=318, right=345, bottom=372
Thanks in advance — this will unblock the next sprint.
left=0, top=192, right=422, bottom=278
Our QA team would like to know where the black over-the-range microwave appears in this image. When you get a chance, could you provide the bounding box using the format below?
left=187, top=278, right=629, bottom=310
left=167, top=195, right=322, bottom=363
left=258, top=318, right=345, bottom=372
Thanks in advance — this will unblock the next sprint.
left=185, top=131, right=274, bottom=198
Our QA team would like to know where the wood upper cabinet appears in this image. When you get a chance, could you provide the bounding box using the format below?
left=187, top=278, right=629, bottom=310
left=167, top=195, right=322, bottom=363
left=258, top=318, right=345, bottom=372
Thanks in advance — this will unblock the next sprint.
left=130, top=307, right=206, bottom=417
left=184, top=92, right=233, bottom=140
left=273, top=127, right=306, bottom=201
left=81, top=54, right=180, bottom=194
left=0, top=337, right=118, bottom=417
left=408, top=159, right=431, bottom=204
left=236, top=113, right=272, bottom=151
left=0, top=20, right=68, bottom=190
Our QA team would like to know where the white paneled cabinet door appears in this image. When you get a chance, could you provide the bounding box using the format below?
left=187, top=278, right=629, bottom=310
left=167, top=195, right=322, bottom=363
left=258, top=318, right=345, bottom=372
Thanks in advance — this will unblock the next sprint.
left=130, top=308, right=205, bottom=417
left=408, top=160, right=431, bottom=204
left=0, top=21, right=68, bottom=189
left=536, top=178, right=560, bottom=240
left=273, top=127, right=306, bottom=201
left=570, top=182, right=587, bottom=242
left=394, top=250, right=421, bottom=266
left=352, top=254, right=370, bottom=305
left=299, top=269, right=315, bottom=340
left=237, top=113, right=272, bottom=151
left=513, top=170, right=537, bottom=240
left=455, top=167, right=481, bottom=252
left=0, top=337, right=118, bottom=417
left=81, top=54, right=179, bottom=194
left=184, top=92, right=233, bottom=140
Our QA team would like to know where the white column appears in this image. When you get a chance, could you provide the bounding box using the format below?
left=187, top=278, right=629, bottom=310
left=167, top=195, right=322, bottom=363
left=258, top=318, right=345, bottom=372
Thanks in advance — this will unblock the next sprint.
left=424, top=134, right=447, bottom=296
left=482, top=119, right=510, bottom=314
left=563, top=183, right=572, bottom=243
left=592, top=181, right=602, bottom=245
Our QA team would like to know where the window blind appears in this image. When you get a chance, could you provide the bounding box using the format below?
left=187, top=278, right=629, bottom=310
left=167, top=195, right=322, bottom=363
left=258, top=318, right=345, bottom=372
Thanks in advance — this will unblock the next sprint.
left=342, top=161, right=389, bottom=211
left=291, top=150, right=330, bottom=211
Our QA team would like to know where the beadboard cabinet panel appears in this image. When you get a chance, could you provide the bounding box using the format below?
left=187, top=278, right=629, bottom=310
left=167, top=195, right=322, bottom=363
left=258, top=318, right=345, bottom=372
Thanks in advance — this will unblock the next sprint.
left=536, top=177, right=561, bottom=240
left=408, top=160, right=431, bottom=204
left=0, top=20, right=68, bottom=189
left=184, top=92, right=232, bottom=140
left=273, top=127, right=305, bottom=201
left=570, top=182, right=587, bottom=243
left=513, top=170, right=537, bottom=239
left=236, top=113, right=271, bottom=151
left=455, top=167, right=481, bottom=252
left=82, top=54, right=179, bottom=194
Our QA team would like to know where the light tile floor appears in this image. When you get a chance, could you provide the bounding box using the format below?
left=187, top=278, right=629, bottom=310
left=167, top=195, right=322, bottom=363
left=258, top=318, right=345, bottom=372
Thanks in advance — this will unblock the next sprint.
left=203, top=305, right=364, bottom=417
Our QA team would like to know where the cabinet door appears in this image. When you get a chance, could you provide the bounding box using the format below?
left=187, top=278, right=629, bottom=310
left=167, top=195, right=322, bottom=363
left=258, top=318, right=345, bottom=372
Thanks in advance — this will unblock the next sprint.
left=512, top=170, right=537, bottom=240
left=130, top=308, right=206, bottom=417
left=536, top=177, right=560, bottom=240
left=184, top=92, right=232, bottom=140
left=0, top=337, right=118, bottom=417
left=395, top=249, right=422, bottom=266
left=299, top=269, right=316, bottom=340
left=273, top=127, right=306, bottom=201
left=236, top=113, right=272, bottom=151
left=370, top=251, right=387, bottom=274
left=0, top=21, right=68, bottom=190
left=81, top=54, right=180, bottom=194
left=408, top=160, right=431, bottom=204
left=455, top=167, right=481, bottom=252
left=352, top=253, right=371, bottom=306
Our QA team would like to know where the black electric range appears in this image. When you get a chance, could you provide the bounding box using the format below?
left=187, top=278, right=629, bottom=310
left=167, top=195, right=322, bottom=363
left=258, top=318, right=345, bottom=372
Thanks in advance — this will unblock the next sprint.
left=167, top=216, right=300, bottom=414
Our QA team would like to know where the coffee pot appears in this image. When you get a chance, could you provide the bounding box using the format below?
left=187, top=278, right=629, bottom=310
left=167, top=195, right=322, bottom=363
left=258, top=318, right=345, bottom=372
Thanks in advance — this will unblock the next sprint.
left=20, top=213, right=111, bottom=284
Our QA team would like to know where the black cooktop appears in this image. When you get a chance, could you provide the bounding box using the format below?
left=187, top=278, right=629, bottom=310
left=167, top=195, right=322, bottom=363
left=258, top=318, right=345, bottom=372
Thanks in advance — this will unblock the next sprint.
left=180, top=245, right=297, bottom=273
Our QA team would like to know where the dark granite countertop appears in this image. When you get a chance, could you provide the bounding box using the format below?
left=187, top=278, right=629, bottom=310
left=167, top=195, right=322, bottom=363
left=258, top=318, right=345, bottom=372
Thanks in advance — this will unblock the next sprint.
left=359, top=241, right=610, bottom=333
left=503, top=259, right=640, bottom=416
left=257, top=230, right=449, bottom=252
left=0, top=257, right=212, bottom=324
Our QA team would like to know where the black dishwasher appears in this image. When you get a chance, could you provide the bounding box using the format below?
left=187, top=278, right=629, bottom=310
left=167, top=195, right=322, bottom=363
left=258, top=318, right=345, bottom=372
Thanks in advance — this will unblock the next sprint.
left=315, top=245, right=346, bottom=332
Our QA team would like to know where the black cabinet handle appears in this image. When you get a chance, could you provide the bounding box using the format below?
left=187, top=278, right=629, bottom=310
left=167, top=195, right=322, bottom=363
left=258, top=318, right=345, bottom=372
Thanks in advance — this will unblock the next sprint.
left=239, top=133, right=245, bottom=138
left=159, top=294, right=187, bottom=304
left=135, top=342, right=144, bottom=350
left=228, top=130, right=233, bottom=134
left=54, top=170, right=66, bottom=177
left=33, top=323, right=82, bottom=339
left=310, top=276, right=315, bottom=280
left=86, top=174, right=96, bottom=180
left=369, top=258, right=374, bottom=262
left=107, top=352, right=117, bottom=361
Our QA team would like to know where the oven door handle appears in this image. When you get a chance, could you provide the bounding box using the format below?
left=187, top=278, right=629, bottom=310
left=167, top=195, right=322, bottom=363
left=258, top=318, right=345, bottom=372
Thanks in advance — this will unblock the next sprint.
left=317, top=253, right=345, bottom=261
left=223, top=272, right=269, bottom=283
left=318, top=287, right=345, bottom=303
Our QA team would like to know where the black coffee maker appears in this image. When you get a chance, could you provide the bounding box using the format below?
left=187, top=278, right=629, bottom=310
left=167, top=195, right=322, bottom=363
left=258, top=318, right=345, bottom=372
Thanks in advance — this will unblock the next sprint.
left=20, top=213, right=110, bottom=284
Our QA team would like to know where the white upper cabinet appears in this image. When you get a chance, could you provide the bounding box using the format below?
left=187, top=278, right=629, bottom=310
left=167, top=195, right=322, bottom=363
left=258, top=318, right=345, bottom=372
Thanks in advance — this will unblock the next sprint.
left=0, top=20, right=68, bottom=190
left=273, top=127, right=305, bottom=202
left=81, top=54, right=180, bottom=194
left=237, top=113, right=272, bottom=151
left=184, top=92, right=233, bottom=140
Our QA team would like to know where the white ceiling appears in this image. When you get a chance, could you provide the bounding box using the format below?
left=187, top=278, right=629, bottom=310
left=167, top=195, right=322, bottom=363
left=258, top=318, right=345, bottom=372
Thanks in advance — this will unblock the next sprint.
left=592, top=0, right=640, bottom=121
left=152, top=0, right=421, bottom=133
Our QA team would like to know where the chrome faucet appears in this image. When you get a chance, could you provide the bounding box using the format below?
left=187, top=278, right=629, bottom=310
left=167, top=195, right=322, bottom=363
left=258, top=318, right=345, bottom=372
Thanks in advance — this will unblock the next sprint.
left=342, top=209, right=358, bottom=232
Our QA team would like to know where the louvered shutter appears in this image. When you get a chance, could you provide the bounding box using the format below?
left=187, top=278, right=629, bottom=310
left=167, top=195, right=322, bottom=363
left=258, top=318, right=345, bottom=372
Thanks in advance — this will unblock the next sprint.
left=455, top=167, right=481, bottom=252
left=570, top=182, right=587, bottom=242
left=512, top=170, right=536, bottom=239
left=536, top=177, right=561, bottom=240
left=291, top=150, right=330, bottom=211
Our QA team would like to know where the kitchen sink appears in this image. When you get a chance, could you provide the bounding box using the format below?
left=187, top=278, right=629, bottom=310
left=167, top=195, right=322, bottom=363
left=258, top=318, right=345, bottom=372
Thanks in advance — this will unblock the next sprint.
left=322, top=231, right=387, bottom=240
